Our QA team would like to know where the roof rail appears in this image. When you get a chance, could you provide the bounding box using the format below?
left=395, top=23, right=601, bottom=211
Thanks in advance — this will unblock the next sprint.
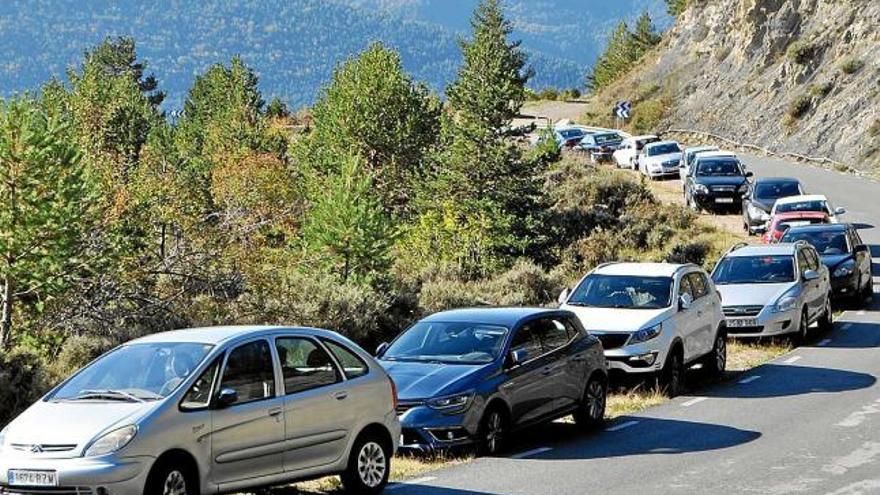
left=595, top=261, right=621, bottom=270
left=722, top=242, right=750, bottom=257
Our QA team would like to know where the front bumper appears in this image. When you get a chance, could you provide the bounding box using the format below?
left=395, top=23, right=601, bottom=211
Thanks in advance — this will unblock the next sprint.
left=831, top=274, right=860, bottom=296
left=724, top=307, right=798, bottom=338
left=645, top=165, right=680, bottom=178
left=0, top=454, right=152, bottom=495
left=693, top=192, right=743, bottom=209
left=601, top=335, right=670, bottom=374
left=396, top=402, right=482, bottom=453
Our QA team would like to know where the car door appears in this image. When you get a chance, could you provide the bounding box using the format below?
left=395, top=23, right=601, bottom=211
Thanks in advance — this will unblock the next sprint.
left=275, top=336, right=353, bottom=473
left=797, top=248, right=822, bottom=320
left=851, top=229, right=872, bottom=287
left=687, top=272, right=716, bottom=356
left=502, top=319, right=558, bottom=426
left=210, top=339, right=286, bottom=485
left=675, top=275, right=700, bottom=362
left=533, top=317, right=579, bottom=412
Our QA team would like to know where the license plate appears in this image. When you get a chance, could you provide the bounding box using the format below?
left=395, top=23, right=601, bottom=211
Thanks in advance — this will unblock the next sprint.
left=8, top=470, right=58, bottom=487
left=715, top=197, right=735, bottom=204
left=727, top=318, right=758, bottom=328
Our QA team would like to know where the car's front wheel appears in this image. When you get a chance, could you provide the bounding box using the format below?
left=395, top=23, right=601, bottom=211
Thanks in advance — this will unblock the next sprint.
left=861, top=275, right=874, bottom=303
left=792, top=308, right=810, bottom=345
left=341, top=433, right=391, bottom=494
left=818, top=296, right=833, bottom=333
left=574, top=376, right=607, bottom=429
left=659, top=348, right=685, bottom=397
left=701, top=326, right=727, bottom=377
left=145, top=461, right=198, bottom=495
left=478, top=407, right=508, bottom=456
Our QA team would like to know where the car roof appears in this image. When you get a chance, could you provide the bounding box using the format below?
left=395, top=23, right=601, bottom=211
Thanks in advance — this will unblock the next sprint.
left=754, top=176, right=799, bottom=184
left=694, top=151, right=738, bottom=159
left=593, top=262, right=688, bottom=277
left=726, top=243, right=799, bottom=257
left=685, top=145, right=718, bottom=153
left=776, top=194, right=827, bottom=204
left=774, top=211, right=829, bottom=220
left=785, top=223, right=847, bottom=233
left=645, top=140, right=678, bottom=148
left=130, top=325, right=339, bottom=345
left=630, top=134, right=658, bottom=140
left=420, top=307, right=569, bottom=327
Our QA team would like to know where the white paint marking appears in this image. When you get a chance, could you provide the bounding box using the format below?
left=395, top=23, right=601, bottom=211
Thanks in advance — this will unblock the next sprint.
left=682, top=397, right=707, bottom=407
left=387, top=477, right=437, bottom=490
left=739, top=375, right=762, bottom=385
left=818, top=338, right=832, bottom=347
left=606, top=420, right=640, bottom=432
left=783, top=356, right=802, bottom=364
left=857, top=310, right=866, bottom=316
left=511, top=447, right=553, bottom=459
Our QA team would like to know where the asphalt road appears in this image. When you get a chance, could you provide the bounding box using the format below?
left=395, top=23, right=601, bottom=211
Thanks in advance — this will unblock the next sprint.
left=388, top=155, right=880, bottom=495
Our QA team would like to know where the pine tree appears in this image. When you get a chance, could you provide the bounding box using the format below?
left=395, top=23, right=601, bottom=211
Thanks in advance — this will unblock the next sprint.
left=632, top=13, right=661, bottom=52
left=586, top=14, right=662, bottom=91
left=666, top=0, right=688, bottom=17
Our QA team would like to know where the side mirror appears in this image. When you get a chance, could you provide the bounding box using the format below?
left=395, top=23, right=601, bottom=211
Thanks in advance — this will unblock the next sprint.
left=745, top=171, right=754, bottom=178
left=375, top=342, right=389, bottom=357
left=557, top=288, right=570, bottom=305
left=215, top=388, right=238, bottom=409
left=855, top=244, right=869, bottom=254
left=509, top=348, right=529, bottom=367
left=803, top=269, right=820, bottom=281
left=679, top=293, right=694, bottom=311
left=835, top=207, right=847, bottom=215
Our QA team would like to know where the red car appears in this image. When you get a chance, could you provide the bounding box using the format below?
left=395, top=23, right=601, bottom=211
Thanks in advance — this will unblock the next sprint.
left=762, top=211, right=830, bottom=243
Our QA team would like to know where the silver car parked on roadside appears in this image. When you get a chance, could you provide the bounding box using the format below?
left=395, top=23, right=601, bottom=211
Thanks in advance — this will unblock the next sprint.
left=0, top=326, right=400, bottom=495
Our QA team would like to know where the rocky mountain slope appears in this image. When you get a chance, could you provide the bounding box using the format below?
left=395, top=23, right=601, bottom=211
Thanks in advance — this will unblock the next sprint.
left=613, top=0, right=879, bottom=169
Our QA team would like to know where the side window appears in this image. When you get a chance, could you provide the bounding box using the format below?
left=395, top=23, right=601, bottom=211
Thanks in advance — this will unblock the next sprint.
left=322, top=339, right=369, bottom=380
left=220, top=340, right=276, bottom=405
left=807, top=248, right=821, bottom=270
left=678, top=276, right=695, bottom=299
left=276, top=338, right=341, bottom=395
left=181, top=357, right=222, bottom=410
left=510, top=323, right=543, bottom=360
left=796, top=250, right=810, bottom=275
left=688, top=273, right=709, bottom=299
left=562, top=317, right=583, bottom=341
left=536, top=318, right=571, bottom=353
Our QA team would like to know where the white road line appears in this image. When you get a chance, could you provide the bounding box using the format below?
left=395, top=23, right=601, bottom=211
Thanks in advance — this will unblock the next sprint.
left=857, top=310, right=866, bottom=316
left=387, top=477, right=437, bottom=490
left=606, top=420, right=639, bottom=432
left=841, top=323, right=853, bottom=331
left=739, top=375, right=762, bottom=385
left=511, top=447, right=553, bottom=459
left=682, top=397, right=707, bottom=407
left=818, top=338, right=832, bottom=347
left=783, top=356, right=802, bottom=364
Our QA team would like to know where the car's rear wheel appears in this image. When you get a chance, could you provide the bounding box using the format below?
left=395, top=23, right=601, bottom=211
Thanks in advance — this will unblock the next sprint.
left=341, top=433, right=391, bottom=495
left=792, top=308, right=810, bottom=345
left=818, top=296, right=833, bottom=333
left=477, top=407, right=508, bottom=456
left=573, top=376, right=606, bottom=429
left=659, top=348, right=685, bottom=397
left=701, top=326, right=727, bottom=377
left=145, top=461, right=198, bottom=495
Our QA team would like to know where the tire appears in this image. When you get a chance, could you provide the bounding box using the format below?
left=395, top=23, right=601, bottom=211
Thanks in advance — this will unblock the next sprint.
left=477, top=407, right=507, bottom=456
left=687, top=192, right=701, bottom=213
left=792, top=308, right=810, bottom=345
left=144, top=460, right=199, bottom=495
left=701, top=326, right=727, bottom=378
left=861, top=275, right=874, bottom=304
left=659, top=348, right=685, bottom=398
left=573, top=376, right=607, bottom=430
left=341, top=433, right=391, bottom=495
left=818, top=296, right=833, bottom=333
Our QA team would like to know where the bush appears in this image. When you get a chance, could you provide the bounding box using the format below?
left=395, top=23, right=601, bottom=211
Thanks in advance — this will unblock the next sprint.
left=482, top=259, right=565, bottom=306
left=787, top=40, right=817, bottom=65
left=50, top=335, right=113, bottom=380
left=0, top=349, right=48, bottom=427
left=665, top=241, right=710, bottom=266
left=536, top=88, right=559, bottom=101
left=787, top=94, right=812, bottom=119
left=840, top=58, right=865, bottom=75
left=631, top=98, right=668, bottom=134
left=808, top=81, right=833, bottom=98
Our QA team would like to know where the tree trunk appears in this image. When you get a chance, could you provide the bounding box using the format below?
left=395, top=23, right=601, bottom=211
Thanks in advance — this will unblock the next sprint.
left=0, top=275, right=12, bottom=350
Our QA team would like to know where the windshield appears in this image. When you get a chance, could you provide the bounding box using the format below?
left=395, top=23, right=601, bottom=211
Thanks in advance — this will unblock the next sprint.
left=713, top=255, right=795, bottom=284
left=776, top=200, right=828, bottom=214
left=781, top=230, right=849, bottom=255
left=755, top=182, right=801, bottom=200
left=594, top=133, right=622, bottom=145
left=648, top=143, right=681, bottom=156
left=568, top=275, right=673, bottom=309
left=696, top=159, right=742, bottom=176
left=382, top=322, right=509, bottom=364
left=559, top=129, right=585, bottom=139
left=50, top=343, right=214, bottom=401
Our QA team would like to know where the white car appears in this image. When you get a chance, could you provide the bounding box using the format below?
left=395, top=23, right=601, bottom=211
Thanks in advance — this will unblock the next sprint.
left=679, top=146, right=719, bottom=184
left=770, top=194, right=846, bottom=223
left=559, top=262, right=726, bottom=397
left=612, top=135, right=659, bottom=169
left=640, top=141, right=683, bottom=179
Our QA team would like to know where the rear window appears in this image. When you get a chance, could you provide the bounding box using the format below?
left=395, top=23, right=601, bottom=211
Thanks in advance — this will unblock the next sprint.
left=755, top=182, right=801, bottom=200
left=781, top=230, right=849, bottom=255
left=559, top=129, right=585, bottom=139
left=648, top=143, right=681, bottom=156
left=594, top=133, right=622, bottom=144
left=776, top=200, right=828, bottom=214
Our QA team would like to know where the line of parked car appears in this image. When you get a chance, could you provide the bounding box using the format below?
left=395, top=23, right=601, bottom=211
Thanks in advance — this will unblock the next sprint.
left=0, top=126, right=872, bottom=495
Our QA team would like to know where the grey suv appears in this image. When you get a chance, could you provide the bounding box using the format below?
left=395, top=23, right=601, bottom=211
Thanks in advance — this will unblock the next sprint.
left=0, top=326, right=400, bottom=495
left=712, top=243, right=833, bottom=342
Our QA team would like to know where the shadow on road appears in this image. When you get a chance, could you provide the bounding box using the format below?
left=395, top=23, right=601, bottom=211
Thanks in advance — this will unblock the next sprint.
left=704, top=364, right=874, bottom=399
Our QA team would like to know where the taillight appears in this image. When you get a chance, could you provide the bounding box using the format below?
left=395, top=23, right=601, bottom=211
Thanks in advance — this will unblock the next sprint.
left=389, top=377, right=398, bottom=411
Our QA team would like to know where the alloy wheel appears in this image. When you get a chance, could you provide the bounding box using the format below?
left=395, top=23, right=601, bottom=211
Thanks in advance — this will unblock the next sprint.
left=484, top=411, right=503, bottom=454
left=715, top=334, right=727, bottom=372
left=162, top=470, right=187, bottom=495
left=356, top=441, right=387, bottom=488
left=586, top=380, right=606, bottom=421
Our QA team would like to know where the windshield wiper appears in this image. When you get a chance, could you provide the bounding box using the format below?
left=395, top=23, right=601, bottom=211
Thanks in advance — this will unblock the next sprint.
left=67, top=389, right=146, bottom=403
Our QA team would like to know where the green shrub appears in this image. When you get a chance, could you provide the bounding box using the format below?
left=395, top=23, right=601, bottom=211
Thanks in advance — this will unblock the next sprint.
left=787, top=40, right=817, bottom=65
left=51, top=335, right=113, bottom=380
left=808, top=81, right=833, bottom=98
left=483, top=259, right=564, bottom=306
left=631, top=98, right=668, bottom=134
left=536, top=88, right=559, bottom=101
left=0, top=349, right=48, bottom=427
left=665, top=241, right=711, bottom=266
left=787, top=94, right=812, bottom=119
left=840, top=58, right=865, bottom=75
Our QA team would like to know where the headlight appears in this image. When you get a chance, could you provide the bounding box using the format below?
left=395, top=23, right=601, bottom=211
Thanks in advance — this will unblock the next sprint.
left=693, top=184, right=709, bottom=194
left=772, top=295, right=799, bottom=313
left=427, top=393, right=473, bottom=412
left=833, top=260, right=855, bottom=278
left=84, top=425, right=137, bottom=457
left=629, top=323, right=662, bottom=345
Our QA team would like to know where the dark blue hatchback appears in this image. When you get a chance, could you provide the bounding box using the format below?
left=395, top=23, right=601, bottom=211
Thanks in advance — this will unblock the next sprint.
left=377, top=307, right=607, bottom=454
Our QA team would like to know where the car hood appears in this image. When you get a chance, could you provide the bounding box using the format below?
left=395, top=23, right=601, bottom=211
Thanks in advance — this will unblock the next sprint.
left=819, top=253, right=853, bottom=271
left=380, top=360, right=489, bottom=400
left=563, top=305, right=671, bottom=333
left=3, top=399, right=156, bottom=458
left=694, top=176, right=748, bottom=186
left=716, top=283, right=793, bottom=307
left=644, top=152, right=682, bottom=164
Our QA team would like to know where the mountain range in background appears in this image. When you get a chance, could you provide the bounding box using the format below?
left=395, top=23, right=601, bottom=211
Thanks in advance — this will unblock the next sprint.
left=0, top=0, right=670, bottom=109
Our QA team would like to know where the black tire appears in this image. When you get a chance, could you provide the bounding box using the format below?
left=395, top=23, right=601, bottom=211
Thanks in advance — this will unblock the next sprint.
left=659, top=348, right=685, bottom=397
left=340, top=432, right=391, bottom=495
left=687, top=193, right=701, bottom=213
left=701, top=326, right=727, bottom=377
left=818, top=296, right=833, bottom=333
left=861, top=275, right=874, bottom=304
left=792, top=308, right=810, bottom=345
left=477, top=406, right=508, bottom=456
left=144, top=460, right=199, bottom=495
left=573, top=376, right=607, bottom=429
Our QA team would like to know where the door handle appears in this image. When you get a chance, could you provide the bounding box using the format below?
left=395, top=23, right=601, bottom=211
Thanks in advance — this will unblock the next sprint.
left=268, top=407, right=283, bottom=417
left=334, top=391, right=349, bottom=401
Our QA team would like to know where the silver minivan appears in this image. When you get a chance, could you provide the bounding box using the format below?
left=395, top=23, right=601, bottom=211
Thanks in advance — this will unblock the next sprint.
left=0, top=326, right=400, bottom=495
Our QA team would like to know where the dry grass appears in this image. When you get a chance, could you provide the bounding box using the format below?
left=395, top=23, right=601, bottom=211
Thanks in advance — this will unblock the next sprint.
left=607, top=387, right=668, bottom=418
left=727, top=339, right=792, bottom=371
